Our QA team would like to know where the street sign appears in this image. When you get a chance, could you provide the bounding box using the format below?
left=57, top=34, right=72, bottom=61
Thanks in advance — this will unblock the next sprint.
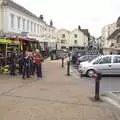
left=21, top=32, right=29, bottom=37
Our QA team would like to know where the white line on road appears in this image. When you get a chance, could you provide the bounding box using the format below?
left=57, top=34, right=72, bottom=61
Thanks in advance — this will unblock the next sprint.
left=103, top=97, right=120, bottom=109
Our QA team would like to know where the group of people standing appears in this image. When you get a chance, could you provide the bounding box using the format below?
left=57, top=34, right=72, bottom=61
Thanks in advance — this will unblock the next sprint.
left=8, top=49, right=43, bottom=80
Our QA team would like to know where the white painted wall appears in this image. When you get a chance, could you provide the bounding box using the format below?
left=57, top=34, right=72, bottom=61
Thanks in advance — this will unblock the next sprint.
left=0, top=1, right=58, bottom=51
left=69, top=29, right=88, bottom=47
left=2, top=6, right=47, bottom=42
left=57, top=29, right=89, bottom=49
left=57, top=29, right=70, bottom=48
left=101, top=23, right=117, bottom=48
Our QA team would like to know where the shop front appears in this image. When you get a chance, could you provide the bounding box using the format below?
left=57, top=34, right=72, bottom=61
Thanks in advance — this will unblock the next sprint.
left=0, top=38, right=20, bottom=73
left=0, top=38, right=20, bottom=57
left=0, top=37, right=40, bottom=74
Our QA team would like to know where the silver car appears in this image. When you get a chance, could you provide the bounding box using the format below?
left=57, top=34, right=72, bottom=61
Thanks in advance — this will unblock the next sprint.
left=78, top=55, right=120, bottom=77
left=76, top=55, right=98, bottom=65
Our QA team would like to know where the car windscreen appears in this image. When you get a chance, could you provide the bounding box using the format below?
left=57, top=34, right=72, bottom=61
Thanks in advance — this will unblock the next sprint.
left=79, top=56, right=88, bottom=61
left=88, top=56, right=98, bottom=62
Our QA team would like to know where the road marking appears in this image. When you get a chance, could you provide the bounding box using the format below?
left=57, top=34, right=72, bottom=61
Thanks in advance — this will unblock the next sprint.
left=103, top=97, right=120, bottom=109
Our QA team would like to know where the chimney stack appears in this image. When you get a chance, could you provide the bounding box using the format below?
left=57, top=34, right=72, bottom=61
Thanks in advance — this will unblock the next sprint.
left=39, top=15, right=44, bottom=21
left=50, top=19, right=53, bottom=27
left=78, top=25, right=81, bottom=30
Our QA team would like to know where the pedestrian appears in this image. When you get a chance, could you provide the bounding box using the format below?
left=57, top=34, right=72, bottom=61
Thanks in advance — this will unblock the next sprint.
left=29, top=54, right=34, bottom=75
left=22, top=51, right=30, bottom=79
left=18, top=52, right=24, bottom=75
left=9, top=52, right=17, bottom=76
left=33, top=49, right=43, bottom=80
left=32, top=52, right=36, bottom=75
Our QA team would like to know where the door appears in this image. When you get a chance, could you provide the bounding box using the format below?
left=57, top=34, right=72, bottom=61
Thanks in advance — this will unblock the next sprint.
left=93, top=56, right=112, bottom=75
left=111, top=56, right=120, bottom=74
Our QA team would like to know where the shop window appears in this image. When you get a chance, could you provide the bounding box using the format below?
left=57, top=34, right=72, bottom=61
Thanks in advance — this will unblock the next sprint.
left=61, top=46, right=66, bottom=49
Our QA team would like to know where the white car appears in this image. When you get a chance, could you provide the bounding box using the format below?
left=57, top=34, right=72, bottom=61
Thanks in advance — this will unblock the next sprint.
left=78, top=55, right=120, bottom=77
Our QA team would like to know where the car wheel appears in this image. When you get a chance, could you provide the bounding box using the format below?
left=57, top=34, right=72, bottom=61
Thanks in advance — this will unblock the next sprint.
left=86, top=69, right=96, bottom=77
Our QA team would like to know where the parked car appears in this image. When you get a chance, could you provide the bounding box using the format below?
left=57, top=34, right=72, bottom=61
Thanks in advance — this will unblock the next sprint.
left=50, top=50, right=66, bottom=60
left=76, top=55, right=98, bottom=65
left=78, top=55, right=120, bottom=77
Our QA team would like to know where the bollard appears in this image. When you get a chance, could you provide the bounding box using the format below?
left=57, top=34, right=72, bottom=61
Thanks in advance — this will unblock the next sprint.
left=94, top=72, right=102, bottom=101
left=67, top=61, right=70, bottom=76
left=62, top=57, right=64, bottom=68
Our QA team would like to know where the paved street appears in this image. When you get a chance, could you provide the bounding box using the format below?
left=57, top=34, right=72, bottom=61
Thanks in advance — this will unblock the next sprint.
left=0, top=59, right=118, bottom=120
left=71, top=66, right=120, bottom=94
left=80, top=76, right=120, bottom=94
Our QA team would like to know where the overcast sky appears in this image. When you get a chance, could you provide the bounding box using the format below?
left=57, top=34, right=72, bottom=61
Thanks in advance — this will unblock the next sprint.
left=13, top=0, right=120, bottom=37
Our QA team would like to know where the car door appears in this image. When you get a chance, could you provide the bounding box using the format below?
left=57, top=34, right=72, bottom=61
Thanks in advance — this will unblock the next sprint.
left=93, top=56, right=112, bottom=75
left=111, top=55, right=120, bottom=74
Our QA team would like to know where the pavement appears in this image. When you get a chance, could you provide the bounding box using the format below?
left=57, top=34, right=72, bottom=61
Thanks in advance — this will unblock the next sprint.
left=0, top=59, right=118, bottom=120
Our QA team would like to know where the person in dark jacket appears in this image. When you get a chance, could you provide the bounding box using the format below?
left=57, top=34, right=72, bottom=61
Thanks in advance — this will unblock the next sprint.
left=9, top=52, right=16, bottom=76
left=29, top=55, right=34, bottom=75
left=32, top=52, right=36, bottom=75
left=22, top=52, right=30, bottom=79
left=18, top=52, right=24, bottom=75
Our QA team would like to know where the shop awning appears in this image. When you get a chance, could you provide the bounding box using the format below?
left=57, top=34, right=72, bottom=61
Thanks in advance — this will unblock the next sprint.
left=0, top=39, right=20, bottom=44
left=18, top=37, right=38, bottom=43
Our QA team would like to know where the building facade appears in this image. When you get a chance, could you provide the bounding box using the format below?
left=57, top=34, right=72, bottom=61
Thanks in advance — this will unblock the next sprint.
left=0, top=0, right=90, bottom=52
left=101, top=22, right=117, bottom=48
left=107, top=17, right=120, bottom=54
left=57, top=27, right=89, bottom=50
left=69, top=28, right=88, bottom=49
left=89, top=35, right=96, bottom=48
left=0, top=0, right=57, bottom=51
left=57, top=29, right=70, bottom=49
left=47, top=22, right=57, bottom=51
